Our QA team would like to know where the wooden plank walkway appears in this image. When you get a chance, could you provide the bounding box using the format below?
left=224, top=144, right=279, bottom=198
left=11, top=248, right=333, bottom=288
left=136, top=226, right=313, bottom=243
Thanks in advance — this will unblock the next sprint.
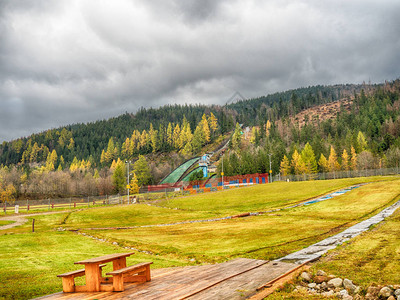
left=39, top=258, right=298, bottom=300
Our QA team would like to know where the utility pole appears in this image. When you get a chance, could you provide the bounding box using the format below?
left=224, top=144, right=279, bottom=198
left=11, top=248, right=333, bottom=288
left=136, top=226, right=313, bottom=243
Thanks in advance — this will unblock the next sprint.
left=221, top=155, right=224, bottom=188
left=126, top=161, right=131, bottom=204
left=268, top=153, right=272, bottom=183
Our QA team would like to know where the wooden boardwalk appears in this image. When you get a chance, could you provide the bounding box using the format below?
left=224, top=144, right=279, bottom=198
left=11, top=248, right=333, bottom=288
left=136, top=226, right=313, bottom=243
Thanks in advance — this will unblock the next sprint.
left=39, top=258, right=298, bottom=300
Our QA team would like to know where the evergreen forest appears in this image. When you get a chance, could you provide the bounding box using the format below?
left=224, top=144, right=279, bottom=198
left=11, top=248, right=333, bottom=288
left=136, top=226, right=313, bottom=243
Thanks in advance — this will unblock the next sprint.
left=1, top=80, right=400, bottom=200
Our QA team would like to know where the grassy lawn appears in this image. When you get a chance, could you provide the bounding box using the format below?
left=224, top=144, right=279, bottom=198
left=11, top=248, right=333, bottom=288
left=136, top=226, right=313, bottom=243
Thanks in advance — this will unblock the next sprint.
left=157, top=176, right=396, bottom=215
left=91, top=179, right=400, bottom=263
left=315, top=208, right=400, bottom=286
left=63, top=176, right=397, bottom=230
left=269, top=209, right=400, bottom=299
left=0, top=220, right=14, bottom=226
left=0, top=176, right=398, bottom=299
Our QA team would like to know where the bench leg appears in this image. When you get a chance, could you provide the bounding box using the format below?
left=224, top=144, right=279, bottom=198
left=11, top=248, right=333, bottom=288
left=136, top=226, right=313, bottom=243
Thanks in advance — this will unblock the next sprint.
left=141, top=266, right=151, bottom=282
left=61, top=277, right=75, bottom=293
left=113, top=274, right=124, bottom=292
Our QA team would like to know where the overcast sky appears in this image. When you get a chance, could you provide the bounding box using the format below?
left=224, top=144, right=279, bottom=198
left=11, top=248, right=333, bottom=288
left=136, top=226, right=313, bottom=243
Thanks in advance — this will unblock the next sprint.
left=1, top=0, right=399, bottom=143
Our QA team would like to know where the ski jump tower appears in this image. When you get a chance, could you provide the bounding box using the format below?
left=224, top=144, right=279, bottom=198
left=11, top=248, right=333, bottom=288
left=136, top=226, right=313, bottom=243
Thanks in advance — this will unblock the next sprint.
left=199, top=154, right=210, bottom=178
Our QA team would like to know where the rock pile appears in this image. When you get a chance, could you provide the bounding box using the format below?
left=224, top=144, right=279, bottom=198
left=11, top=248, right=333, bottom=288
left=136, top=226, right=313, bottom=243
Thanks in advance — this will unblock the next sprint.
left=294, top=270, right=400, bottom=300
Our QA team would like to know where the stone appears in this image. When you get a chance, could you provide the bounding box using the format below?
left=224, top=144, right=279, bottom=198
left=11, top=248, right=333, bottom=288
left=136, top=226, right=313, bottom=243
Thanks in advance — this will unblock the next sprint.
left=300, top=271, right=312, bottom=282
left=308, top=288, right=316, bottom=294
left=367, top=286, right=380, bottom=298
left=323, top=290, right=334, bottom=297
left=380, top=286, right=394, bottom=298
left=339, top=289, right=349, bottom=296
left=328, top=277, right=343, bottom=288
left=395, top=289, right=400, bottom=296
left=314, top=275, right=329, bottom=283
left=321, top=282, right=327, bottom=290
left=343, top=295, right=353, bottom=300
left=317, top=270, right=327, bottom=276
left=387, top=296, right=395, bottom=300
left=354, top=286, right=361, bottom=295
left=308, top=283, right=317, bottom=289
left=365, top=293, right=373, bottom=300
left=343, top=278, right=357, bottom=294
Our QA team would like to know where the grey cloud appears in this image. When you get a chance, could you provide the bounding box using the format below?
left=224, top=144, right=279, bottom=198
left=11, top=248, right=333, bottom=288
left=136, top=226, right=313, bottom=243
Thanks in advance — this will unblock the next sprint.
left=0, top=0, right=399, bottom=142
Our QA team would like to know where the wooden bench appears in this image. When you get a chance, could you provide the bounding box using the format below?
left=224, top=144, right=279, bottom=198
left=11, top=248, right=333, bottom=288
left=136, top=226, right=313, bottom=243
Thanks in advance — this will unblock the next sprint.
left=106, top=262, right=153, bottom=291
left=57, top=264, right=106, bottom=292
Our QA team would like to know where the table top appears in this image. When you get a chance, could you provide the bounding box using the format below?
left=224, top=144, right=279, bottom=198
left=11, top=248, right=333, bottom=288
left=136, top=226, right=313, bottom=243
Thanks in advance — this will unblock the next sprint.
left=74, top=252, right=134, bottom=265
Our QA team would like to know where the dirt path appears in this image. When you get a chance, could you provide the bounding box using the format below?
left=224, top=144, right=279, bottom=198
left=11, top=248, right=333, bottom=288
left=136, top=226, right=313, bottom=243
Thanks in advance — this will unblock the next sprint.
left=0, top=211, right=70, bottom=230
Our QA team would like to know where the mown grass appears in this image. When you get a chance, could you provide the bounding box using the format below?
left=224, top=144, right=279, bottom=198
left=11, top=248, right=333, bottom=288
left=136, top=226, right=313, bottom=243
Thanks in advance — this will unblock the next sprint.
left=157, top=176, right=395, bottom=215
left=89, top=179, right=400, bottom=263
left=0, top=220, right=14, bottom=226
left=268, top=209, right=400, bottom=299
left=315, top=208, right=400, bottom=286
left=63, top=176, right=396, bottom=230
left=0, top=176, right=398, bottom=299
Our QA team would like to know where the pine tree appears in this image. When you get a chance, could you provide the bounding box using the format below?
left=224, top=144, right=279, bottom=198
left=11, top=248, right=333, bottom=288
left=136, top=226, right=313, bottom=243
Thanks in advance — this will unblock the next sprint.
left=231, top=123, right=242, bottom=150
left=208, top=112, right=218, bottom=136
left=350, top=146, right=357, bottom=170
left=173, top=124, right=181, bottom=149
left=250, top=127, right=257, bottom=144
left=45, top=149, right=58, bottom=171
left=149, top=123, right=158, bottom=152
left=266, top=120, right=272, bottom=137
left=280, top=155, right=291, bottom=176
left=201, top=114, right=211, bottom=143
left=133, top=155, right=152, bottom=186
left=121, top=137, right=130, bottom=159
left=341, top=149, right=349, bottom=170
left=291, top=149, right=305, bottom=174
left=356, top=131, right=368, bottom=152
left=30, top=142, right=40, bottom=163
left=166, top=122, right=173, bottom=149
left=130, top=173, right=140, bottom=194
left=318, top=154, right=329, bottom=172
left=328, top=146, right=340, bottom=172
left=112, top=160, right=125, bottom=194
left=301, top=143, right=317, bottom=174
left=67, top=138, right=75, bottom=151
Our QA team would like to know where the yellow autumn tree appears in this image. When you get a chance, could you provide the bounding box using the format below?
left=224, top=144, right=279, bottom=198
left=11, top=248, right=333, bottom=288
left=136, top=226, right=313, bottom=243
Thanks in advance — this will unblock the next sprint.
left=280, top=155, right=291, bottom=176
left=208, top=112, right=218, bottom=134
left=266, top=120, right=272, bottom=137
left=328, top=146, right=340, bottom=172
left=350, top=146, right=357, bottom=170
left=173, top=124, right=181, bottom=149
left=318, top=154, right=329, bottom=172
left=201, top=114, right=211, bottom=143
left=291, top=150, right=305, bottom=175
left=341, top=149, right=349, bottom=171
left=130, top=173, right=140, bottom=194
left=0, top=184, right=16, bottom=204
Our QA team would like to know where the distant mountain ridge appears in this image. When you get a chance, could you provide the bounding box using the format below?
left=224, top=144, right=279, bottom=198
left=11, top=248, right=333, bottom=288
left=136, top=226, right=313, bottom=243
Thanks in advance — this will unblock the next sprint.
left=0, top=80, right=396, bottom=169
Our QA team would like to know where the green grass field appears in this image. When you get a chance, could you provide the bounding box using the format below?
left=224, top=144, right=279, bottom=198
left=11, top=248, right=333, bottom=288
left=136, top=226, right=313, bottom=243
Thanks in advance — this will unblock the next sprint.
left=0, top=176, right=399, bottom=299
left=0, top=220, right=14, bottom=226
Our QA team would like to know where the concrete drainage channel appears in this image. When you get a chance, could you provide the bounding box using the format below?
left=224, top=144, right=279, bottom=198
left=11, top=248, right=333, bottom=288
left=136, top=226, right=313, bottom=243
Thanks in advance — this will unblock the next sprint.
left=277, top=198, right=400, bottom=264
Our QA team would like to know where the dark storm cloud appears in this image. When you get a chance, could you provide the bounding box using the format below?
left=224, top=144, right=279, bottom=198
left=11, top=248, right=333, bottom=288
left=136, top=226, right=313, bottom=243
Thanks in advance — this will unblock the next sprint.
left=0, top=0, right=399, bottom=142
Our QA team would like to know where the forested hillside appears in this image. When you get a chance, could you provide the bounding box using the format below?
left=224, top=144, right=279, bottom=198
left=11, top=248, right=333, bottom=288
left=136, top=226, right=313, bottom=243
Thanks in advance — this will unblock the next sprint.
left=0, top=80, right=399, bottom=200
left=218, top=80, right=400, bottom=177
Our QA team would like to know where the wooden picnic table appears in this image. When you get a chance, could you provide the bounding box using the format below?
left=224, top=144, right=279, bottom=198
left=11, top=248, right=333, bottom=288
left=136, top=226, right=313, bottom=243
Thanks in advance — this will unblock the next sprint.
left=74, top=252, right=134, bottom=292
